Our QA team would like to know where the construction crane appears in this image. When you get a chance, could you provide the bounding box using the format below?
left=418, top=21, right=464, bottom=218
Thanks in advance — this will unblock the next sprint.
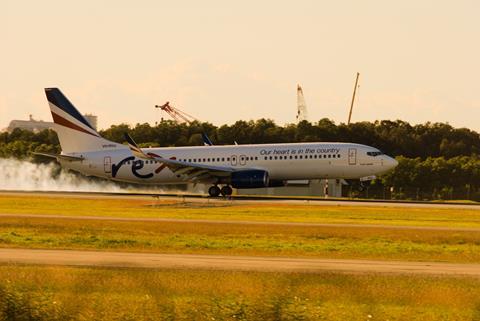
left=155, top=102, right=213, bottom=146
left=155, top=102, right=200, bottom=124
left=347, top=72, right=360, bottom=125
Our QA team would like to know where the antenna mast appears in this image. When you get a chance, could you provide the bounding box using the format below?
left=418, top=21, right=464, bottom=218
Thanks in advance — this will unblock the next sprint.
left=347, top=72, right=360, bottom=125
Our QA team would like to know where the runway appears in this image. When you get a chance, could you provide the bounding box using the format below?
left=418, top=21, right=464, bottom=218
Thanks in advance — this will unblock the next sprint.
left=1, top=248, right=480, bottom=276
left=1, top=213, right=480, bottom=232
left=2, top=190, right=480, bottom=209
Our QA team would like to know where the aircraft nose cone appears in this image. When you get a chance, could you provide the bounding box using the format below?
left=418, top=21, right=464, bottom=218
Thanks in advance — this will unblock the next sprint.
left=386, top=156, right=398, bottom=169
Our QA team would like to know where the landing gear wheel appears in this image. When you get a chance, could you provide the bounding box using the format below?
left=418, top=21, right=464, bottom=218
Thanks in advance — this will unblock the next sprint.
left=208, top=185, right=221, bottom=197
left=220, top=185, right=233, bottom=196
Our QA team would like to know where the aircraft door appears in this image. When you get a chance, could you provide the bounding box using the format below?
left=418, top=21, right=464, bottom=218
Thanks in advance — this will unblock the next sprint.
left=231, top=155, right=238, bottom=166
left=348, top=148, right=357, bottom=165
left=239, top=155, right=247, bottom=166
left=104, top=156, right=112, bottom=174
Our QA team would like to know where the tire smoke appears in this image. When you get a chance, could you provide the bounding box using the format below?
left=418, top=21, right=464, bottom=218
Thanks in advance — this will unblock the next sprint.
left=0, top=158, right=123, bottom=192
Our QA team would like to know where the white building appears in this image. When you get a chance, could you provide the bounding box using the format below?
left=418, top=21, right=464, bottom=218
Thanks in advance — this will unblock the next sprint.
left=4, top=115, right=53, bottom=133
left=4, top=114, right=98, bottom=133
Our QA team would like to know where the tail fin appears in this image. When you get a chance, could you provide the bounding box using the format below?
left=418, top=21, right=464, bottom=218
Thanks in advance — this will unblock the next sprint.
left=45, top=88, right=123, bottom=153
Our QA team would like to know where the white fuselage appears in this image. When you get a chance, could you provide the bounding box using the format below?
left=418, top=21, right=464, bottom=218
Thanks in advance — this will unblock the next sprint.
left=60, top=142, right=397, bottom=185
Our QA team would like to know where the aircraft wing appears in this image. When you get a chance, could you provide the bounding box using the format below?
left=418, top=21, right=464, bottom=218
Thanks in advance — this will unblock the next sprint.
left=125, top=133, right=237, bottom=182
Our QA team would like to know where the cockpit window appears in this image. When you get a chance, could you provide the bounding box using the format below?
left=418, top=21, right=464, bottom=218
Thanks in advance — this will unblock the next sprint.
left=367, top=151, right=383, bottom=157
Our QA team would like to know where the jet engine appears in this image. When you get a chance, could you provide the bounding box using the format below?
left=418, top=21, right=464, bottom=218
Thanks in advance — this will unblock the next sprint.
left=230, top=170, right=269, bottom=188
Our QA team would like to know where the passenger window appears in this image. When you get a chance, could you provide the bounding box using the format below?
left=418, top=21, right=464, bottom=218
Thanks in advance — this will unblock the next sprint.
left=299, top=155, right=303, bottom=159
left=294, top=155, right=298, bottom=159
left=226, top=158, right=229, bottom=161
left=328, top=155, right=331, bottom=158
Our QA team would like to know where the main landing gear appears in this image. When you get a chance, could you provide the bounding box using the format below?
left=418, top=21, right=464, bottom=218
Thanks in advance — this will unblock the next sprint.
left=208, top=185, right=232, bottom=197
left=221, top=185, right=233, bottom=196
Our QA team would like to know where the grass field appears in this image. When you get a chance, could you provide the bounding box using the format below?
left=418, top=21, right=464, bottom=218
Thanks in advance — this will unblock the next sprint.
left=1, top=194, right=480, bottom=228
left=2, top=193, right=480, bottom=320
left=2, top=216, right=480, bottom=263
left=1, top=265, right=480, bottom=321
left=1, top=194, right=480, bottom=262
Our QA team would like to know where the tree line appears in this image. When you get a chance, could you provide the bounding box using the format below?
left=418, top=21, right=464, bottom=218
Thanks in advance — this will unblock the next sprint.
left=100, top=119, right=480, bottom=159
left=1, top=118, right=480, bottom=200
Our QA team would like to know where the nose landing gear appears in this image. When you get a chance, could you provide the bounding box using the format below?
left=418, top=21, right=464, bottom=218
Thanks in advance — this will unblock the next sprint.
left=208, top=185, right=233, bottom=197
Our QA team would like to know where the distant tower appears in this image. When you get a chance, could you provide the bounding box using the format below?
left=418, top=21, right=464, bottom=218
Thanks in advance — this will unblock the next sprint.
left=83, top=114, right=98, bottom=130
left=296, top=84, right=308, bottom=123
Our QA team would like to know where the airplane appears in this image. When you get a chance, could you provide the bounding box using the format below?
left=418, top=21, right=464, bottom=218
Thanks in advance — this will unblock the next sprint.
left=37, top=88, right=398, bottom=197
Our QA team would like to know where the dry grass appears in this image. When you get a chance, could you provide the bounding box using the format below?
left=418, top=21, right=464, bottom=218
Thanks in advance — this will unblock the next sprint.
left=1, top=216, right=480, bottom=262
left=2, top=194, right=480, bottom=320
left=1, top=265, right=480, bottom=321
left=1, top=194, right=480, bottom=228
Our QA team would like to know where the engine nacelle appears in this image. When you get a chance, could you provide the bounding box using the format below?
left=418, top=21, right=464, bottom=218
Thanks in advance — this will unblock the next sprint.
left=230, top=170, right=269, bottom=189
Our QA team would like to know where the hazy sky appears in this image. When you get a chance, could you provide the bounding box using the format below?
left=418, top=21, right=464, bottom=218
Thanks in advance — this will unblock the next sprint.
left=2, top=0, right=480, bottom=131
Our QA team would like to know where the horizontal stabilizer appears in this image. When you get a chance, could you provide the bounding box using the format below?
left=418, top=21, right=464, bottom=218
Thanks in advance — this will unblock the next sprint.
left=32, top=152, right=84, bottom=162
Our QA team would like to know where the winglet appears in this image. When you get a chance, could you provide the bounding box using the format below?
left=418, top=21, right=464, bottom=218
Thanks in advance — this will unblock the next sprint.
left=202, top=133, right=213, bottom=146
left=124, top=133, right=152, bottom=159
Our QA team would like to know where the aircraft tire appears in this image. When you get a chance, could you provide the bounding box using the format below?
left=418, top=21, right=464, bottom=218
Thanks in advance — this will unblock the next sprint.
left=208, top=185, right=221, bottom=197
left=220, top=185, right=233, bottom=196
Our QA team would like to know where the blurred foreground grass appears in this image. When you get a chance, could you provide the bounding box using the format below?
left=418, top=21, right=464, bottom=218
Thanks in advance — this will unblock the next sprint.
left=1, top=265, right=480, bottom=321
